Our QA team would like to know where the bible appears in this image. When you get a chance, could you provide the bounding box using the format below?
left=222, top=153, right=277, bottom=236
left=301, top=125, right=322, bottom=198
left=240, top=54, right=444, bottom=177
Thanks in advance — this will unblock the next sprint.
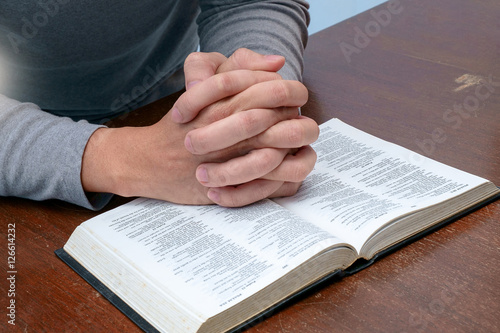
left=57, top=118, right=500, bottom=333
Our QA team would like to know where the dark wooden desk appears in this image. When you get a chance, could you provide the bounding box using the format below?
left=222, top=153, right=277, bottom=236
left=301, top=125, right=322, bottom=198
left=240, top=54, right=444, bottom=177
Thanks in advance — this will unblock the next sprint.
left=1, top=0, right=499, bottom=332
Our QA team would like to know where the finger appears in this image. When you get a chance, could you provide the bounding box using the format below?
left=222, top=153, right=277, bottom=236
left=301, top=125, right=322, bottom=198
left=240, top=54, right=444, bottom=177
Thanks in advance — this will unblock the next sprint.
left=261, top=145, right=317, bottom=183
left=231, top=79, right=309, bottom=112
left=171, top=70, right=282, bottom=123
left=252, top=116, right=320, bottom=149
left=268, top=181, right=302, bottom=198
left=184, top=52, right=227, bottom=90
left=184, top=107, right=299, bottom=154
left=216, top=48, right=285, bottom=74
left=207, top=179, right=285, bottom=207
left=196, top=148, right=288, bottom=187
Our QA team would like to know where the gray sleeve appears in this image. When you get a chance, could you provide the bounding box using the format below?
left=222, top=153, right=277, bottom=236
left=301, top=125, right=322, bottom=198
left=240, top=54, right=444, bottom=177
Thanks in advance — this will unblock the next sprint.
left=0, top=94, right=112, bottom=210
left=197, top=0, right=310, bottom=81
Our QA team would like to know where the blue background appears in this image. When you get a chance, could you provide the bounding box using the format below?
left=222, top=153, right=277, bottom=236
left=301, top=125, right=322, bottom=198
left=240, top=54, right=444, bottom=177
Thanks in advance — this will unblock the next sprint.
left=308, top=0, right=387, bottom=34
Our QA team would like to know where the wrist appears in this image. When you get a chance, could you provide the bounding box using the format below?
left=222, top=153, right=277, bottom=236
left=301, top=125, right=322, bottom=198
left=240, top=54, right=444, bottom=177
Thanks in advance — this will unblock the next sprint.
left=81, top=120, right=190, bottom=201
left=81, top=127, right=134, bottom=196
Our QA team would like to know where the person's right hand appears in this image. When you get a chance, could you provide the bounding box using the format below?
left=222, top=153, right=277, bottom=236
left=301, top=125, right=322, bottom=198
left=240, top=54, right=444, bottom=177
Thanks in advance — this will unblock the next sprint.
left=176, top=48, right=319, bottom=205
left=173, top=72, right=318, bottom=206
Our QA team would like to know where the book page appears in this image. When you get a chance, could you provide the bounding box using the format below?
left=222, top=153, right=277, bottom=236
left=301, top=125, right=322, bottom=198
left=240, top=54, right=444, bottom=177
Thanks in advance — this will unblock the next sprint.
left=82, top=198, right=349, bottom=318
left=274, top=118, right=490, bottom=253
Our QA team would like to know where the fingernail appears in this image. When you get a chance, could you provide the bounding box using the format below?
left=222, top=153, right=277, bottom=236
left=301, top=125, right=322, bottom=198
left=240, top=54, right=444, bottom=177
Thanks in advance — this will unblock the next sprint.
left=207, top=189, right=220, bottom=203
left=186, top=80, right=200, bottom=90
left=171, top=107, right=183, bottom=122
left=264, top=55, right=284, bottom=62
left=196, top=166, right=209, bottom=183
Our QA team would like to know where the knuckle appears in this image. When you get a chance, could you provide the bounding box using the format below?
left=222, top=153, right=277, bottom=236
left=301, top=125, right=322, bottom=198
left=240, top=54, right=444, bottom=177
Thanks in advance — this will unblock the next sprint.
left=285, top=182, right=302, bottom=196
left=232, top=48, right=251, bottom=66
left=287, top=122, right=305, bottom=146
left=214, top=73, right=237, bottom=94
left=184, top=52, right=204, bottom=66
left=291, top=163, right=311, bottom=182
left=189, top=130, right=210, bottom=154
left=238, top=111, right=261, bottom=136
left=216, top=170, right=229, bottom=186
left=256, top=149, right=281, bottom=169
left=209, top=166, right=231, bottom=187
left=185, top=51, right=222, bottom=65
left=269, top=81, right=290, bottom=106
left=248, top=182, right=274, bottom=204
left=219, top=190, right=241, bottom=207
left=285, top=146, right=316, bottom=182
left=233, top=48, right=251, bottom=57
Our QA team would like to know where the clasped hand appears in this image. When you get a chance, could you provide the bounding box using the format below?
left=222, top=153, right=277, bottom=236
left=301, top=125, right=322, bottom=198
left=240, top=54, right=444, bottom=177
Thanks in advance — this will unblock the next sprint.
left=81, top=49, right=319, bottom=207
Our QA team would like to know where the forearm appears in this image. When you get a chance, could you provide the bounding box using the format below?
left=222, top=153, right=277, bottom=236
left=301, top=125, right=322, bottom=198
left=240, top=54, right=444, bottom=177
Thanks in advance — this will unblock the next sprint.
left=197, top=0, right=310, bottom=80
left=0, top=94, right=111, bottom=210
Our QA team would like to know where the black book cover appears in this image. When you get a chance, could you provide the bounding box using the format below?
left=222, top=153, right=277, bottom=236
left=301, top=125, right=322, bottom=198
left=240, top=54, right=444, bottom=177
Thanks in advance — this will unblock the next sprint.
left=56, top=190, right=500, bottom=332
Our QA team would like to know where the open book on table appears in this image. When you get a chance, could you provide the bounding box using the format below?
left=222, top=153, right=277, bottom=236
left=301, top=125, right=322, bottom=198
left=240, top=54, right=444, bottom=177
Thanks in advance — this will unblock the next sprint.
left=56, top=118, right=500, bottom=333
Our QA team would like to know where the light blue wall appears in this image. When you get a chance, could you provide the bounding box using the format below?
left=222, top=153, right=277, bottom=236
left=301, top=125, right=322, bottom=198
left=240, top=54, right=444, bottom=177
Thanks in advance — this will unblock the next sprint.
left=308, top=0, right=388, bottom=34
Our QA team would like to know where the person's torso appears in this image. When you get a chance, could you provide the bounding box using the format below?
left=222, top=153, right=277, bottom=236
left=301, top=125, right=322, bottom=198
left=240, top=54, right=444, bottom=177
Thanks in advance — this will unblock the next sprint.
left=0, top=0, right=199, bottom=121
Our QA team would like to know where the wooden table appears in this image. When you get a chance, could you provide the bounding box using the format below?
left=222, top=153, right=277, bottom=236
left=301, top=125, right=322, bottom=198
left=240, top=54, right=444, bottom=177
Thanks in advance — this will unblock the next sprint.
left=1, top=0, right=499, bottom=332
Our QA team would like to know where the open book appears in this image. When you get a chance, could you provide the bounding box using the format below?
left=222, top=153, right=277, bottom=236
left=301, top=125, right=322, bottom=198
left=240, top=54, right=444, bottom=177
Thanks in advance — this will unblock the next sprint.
left=57, top=118, right=500, bottom=333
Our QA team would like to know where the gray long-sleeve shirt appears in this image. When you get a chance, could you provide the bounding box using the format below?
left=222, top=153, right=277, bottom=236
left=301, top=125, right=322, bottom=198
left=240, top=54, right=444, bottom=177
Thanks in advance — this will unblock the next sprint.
left=0, top=0, right=309, bottom=209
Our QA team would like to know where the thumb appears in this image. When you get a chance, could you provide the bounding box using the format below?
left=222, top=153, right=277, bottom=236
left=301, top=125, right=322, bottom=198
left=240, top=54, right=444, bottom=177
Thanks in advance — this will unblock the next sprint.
left=217, top=48, right=285, bottom=74
left=184, top=52, right=228, bottom=90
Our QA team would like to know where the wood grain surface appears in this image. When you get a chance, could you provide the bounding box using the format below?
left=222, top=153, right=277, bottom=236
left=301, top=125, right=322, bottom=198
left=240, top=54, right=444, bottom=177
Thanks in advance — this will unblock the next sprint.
left=1, top=0, right=498, bottom=332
